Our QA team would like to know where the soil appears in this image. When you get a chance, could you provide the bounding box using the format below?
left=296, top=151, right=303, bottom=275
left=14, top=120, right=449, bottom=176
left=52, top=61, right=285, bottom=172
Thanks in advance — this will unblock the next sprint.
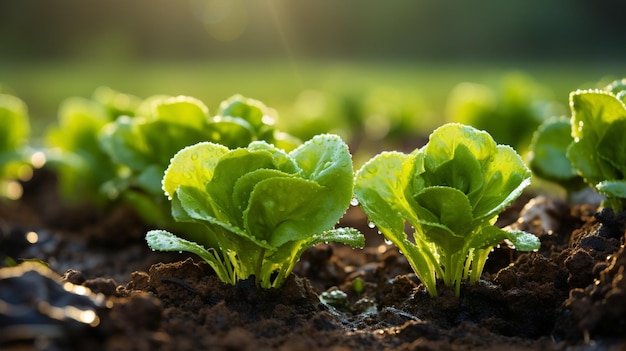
left=1, top=168, right=626, bottom=351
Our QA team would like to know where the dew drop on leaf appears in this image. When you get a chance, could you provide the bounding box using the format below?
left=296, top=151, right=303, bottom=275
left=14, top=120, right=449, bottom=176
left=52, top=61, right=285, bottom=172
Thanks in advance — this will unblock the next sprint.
left=367, top=221, right=376, bottom=229
left=350, top=198, right=359, bottom=206
left=384, top=239, right=392, bottom=245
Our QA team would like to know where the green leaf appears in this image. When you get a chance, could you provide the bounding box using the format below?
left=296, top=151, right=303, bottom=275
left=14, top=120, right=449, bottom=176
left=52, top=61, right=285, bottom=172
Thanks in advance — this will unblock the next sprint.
left=217, top=94, right=270, bottom=131
left=205, top=147, right=281, bottom=223
left=474, top=145, right=531, bottom=220
left=354, top=151, right=414, bottom=235
left=162, top=142, right=229, bottom=199
left=413, top=187, right=473, bottom=252
left=150, top=96, right=210, bottom=129
left=568, top=90, right=626, bottom=184
left=146, top=229, right=212, bottom=260
left=422, top=123, right=497, bottom=168
left=208, top=116, right=255, bottom=148
left=232, top=169, right=293, bottom=214
left=244, top=177, right=325, bottom=247
left=597, top=119, right=626, bottom=176
left=596, top=180, right=626, bottom=198
left=505, top=229, right=541, bottom=252
left=528, top=116, right=584, bottom=190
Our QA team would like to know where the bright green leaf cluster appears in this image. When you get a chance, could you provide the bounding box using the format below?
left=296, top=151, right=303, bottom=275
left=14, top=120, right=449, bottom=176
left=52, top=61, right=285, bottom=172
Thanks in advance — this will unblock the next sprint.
left=354, top=123, right=539, bottom=297
left=567, top=79, right=626, bottom=211
left=147, top=134, right=364, bottom=288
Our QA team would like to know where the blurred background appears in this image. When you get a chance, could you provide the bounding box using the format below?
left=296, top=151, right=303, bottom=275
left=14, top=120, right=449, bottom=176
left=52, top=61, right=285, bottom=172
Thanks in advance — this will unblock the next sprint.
left=1, top=0, right=624, bottom=161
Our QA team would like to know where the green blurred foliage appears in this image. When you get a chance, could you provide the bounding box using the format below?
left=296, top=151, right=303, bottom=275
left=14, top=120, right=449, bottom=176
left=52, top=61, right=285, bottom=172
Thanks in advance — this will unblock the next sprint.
left=0, top=94, right=32, bottom=199
left=445, top=73, right=565, bottom=154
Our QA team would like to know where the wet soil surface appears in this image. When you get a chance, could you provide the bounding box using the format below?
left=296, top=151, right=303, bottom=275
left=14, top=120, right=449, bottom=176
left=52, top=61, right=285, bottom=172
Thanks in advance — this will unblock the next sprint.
left=1, top=170, right=626, bottom=350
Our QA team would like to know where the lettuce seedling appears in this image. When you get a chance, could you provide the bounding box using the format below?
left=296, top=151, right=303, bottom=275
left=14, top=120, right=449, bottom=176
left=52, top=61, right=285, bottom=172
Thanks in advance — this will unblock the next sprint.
left=0, top=94, right=31, bottom=199
left=146, top=134, right=364, bottom=288
left=354, top=123, right=540, bottom=297
left=567, top=79, right=626, bottom=212
left=45, top=95, right=118, bottom=207
left=528, top=116, right=586, bottom=194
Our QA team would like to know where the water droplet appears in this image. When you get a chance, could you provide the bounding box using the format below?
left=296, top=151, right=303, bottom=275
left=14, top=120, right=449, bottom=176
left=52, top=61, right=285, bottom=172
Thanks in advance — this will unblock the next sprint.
left=384, top=239, right=392, bottom=245
left=366, top=164, right=377, bottom=174
left=350, top=198, right=359, bottom=206
left=367, top=221, right=376, bottom=229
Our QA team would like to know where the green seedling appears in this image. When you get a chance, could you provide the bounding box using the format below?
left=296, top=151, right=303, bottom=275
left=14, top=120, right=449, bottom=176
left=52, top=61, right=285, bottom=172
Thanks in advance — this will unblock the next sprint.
left=354, top=123, right=540, bottom=297
left=44, top=91, right=123, bottom=207
left=567, top=79, right=626, bottom=212
left=146, top=134, right=364, bottom=288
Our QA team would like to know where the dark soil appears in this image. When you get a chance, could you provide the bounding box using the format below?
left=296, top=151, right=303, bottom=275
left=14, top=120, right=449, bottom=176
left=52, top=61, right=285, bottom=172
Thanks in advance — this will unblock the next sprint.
left=1, top=169, right=626, bottom=350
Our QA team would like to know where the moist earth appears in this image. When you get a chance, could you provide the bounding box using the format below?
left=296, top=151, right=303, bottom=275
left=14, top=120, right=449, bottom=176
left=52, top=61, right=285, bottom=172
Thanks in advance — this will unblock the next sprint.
left=1, top=170, right=625, bottom=350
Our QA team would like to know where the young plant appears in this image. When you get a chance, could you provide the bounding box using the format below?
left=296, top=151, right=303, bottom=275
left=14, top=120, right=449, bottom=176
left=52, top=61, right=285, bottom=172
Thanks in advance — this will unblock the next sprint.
left=44, top=94, right=118, bottom=207
left=567, top=78, right=626, bottom=212
left=354, top=123, right=540, bottom=297
left=0, top=94, right=31, bottom=200
left=146, top=134, right=364, bottom=288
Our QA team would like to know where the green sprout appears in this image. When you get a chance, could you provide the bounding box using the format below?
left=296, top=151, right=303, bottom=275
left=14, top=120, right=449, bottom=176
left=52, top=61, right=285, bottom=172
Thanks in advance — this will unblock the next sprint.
left=354, top=123, right=540, bottom=297
left=146, top=134, right=364, bottom=288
